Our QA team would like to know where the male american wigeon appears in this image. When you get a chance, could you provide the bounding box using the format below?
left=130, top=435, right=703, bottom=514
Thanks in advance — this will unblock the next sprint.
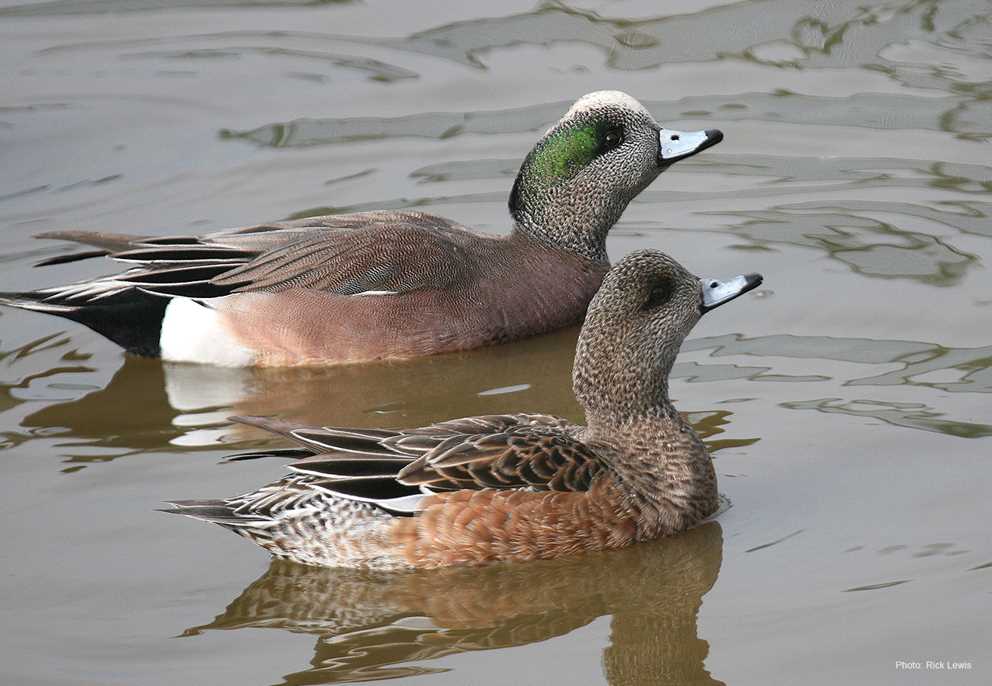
left=0, top=92, right=722, bottom=366
left=164, top=250, right=762, bottom=568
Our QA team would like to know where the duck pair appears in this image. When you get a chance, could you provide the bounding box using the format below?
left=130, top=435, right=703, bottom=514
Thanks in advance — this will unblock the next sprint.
left=3, top=92, right=762, bottom=568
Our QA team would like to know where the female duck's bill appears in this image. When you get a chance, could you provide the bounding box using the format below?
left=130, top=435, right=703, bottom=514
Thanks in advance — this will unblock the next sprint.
left=700, top=273, right=763, bottom=312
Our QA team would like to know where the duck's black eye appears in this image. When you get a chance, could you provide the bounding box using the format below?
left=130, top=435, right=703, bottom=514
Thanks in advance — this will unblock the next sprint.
left=642, top=279, right=671, bottom=311
left=601, top=127, right=624, bottom=153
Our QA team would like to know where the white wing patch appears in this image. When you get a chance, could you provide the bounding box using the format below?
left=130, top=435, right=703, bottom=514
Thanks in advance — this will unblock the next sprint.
left=351, top=290, right=399, bottom=297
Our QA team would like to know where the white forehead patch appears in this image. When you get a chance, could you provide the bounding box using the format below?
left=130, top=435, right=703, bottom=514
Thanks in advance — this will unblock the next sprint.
left=565, top=91, right=651, bottom=119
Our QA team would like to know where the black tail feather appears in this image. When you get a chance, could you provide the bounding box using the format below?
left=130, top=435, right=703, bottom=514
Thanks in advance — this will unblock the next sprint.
left=0, top=288, right=168, bottom=357
left=160, top=500, right=262, bottom=527
left=35, top=249, right=110, bottom=267
left=223, top=448, right=316, bottom=463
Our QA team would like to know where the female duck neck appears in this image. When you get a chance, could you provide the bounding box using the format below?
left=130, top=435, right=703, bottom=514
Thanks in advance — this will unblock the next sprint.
left=586, top=408, right=718, bottom=538
left=585, top=402, right=683, bottom=436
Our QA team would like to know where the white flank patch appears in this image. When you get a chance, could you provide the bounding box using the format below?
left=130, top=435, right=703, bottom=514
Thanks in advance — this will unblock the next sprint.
left=160, top=297, right=254, bottom=367
left=351, top=290, right=398, bottom=296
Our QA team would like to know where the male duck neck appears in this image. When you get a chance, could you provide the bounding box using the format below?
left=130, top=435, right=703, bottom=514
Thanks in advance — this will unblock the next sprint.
left=510, top=216, right=610, bottom=264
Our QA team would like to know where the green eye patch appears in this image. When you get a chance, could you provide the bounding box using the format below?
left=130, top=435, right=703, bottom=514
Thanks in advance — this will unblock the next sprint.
left=530, top=122, right=608, bottom=183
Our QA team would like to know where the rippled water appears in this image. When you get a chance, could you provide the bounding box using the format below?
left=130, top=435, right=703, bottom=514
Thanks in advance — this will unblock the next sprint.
left=1, top=1, right=990, bottom=684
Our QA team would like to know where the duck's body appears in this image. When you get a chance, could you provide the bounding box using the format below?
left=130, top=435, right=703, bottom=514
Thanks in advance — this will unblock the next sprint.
left=166, top=251, right=762, bottom=568
left=203, top=229, right=607, bottom=367
left=174, top=410, right=714, bottom=569
left=1, top=92, right=722, bottom=366
left=21, top=214, right=606, bottom=366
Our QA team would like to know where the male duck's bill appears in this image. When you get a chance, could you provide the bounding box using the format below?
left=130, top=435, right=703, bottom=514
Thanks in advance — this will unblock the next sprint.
left=659, top=128, right=723, bottom=165
left=700, top=273, right=763, bottom=313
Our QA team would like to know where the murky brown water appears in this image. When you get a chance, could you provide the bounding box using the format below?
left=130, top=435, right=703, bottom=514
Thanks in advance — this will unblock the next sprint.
left=1, top=1, right=990, bottom=684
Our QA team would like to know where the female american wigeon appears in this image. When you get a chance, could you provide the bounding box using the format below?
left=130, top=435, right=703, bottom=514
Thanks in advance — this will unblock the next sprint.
left=164, top=250, right=762, bottom=568
left=0, top=92, right=722, bottom=366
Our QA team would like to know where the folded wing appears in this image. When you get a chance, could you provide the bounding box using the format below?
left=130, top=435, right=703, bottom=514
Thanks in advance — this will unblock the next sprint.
left=27, top=211, right=478, bottom=303
left=230, top=413, right=605, bottom=516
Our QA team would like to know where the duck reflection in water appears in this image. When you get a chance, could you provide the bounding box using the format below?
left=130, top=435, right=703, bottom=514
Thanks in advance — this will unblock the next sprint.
left=20, top=326, right=582, bottom=452
left=183, top=522, right=725, bottom=686
left=19, top=323, right=751, bottom=456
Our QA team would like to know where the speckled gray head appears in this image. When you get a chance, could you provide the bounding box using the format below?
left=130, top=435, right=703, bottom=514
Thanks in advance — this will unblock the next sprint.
left=573, top=249, right=761, bottom=421
left=510, top=91, right=723, bottom=262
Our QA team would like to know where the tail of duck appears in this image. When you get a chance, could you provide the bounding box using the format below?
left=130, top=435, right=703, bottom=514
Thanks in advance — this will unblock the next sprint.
left=161, top=473, right=402, bottom=567
left=1, top=229, right=252, bottom=357
left=0, top=286, right=169, bottom=357
left=161, top=498, right=297, bottom=559
left=160, top=499, right=259, bottom=528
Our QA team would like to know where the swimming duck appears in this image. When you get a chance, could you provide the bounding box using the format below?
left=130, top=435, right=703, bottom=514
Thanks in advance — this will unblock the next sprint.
left=164, top=250, right=761, bottom=568
left=0, top=92, right=722, bottom=366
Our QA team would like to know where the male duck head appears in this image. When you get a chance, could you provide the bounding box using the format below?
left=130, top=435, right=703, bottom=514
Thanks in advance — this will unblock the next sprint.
left=573, top=249, right=761, bottom=423
left=510, top=91, right=723, bottom=262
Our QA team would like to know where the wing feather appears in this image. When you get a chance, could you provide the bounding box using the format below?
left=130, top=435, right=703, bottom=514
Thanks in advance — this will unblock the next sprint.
left=28, top=211, right=479, bottom=303
left=224, top=413, right=603, bottom=515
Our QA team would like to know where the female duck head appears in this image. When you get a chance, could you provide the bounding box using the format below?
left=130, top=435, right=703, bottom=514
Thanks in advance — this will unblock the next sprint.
left=510, top=91, right=722, bottom=262
left=573, top=250, right=761, bottom=423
